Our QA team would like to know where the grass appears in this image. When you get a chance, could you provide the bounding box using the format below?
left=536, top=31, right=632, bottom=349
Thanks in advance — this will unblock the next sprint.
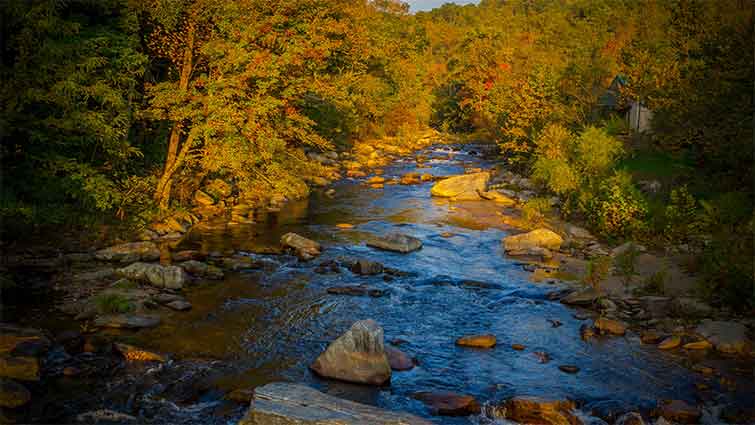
left=95, top=293, right=134, bottom=314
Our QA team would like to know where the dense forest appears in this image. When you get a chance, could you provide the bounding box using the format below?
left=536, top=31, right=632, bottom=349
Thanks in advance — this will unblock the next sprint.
left=1, top=0, right=753, bottom=306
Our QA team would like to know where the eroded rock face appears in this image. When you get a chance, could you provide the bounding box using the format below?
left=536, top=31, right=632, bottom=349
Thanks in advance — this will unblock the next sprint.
left=430, top=172, right=490, bottom=200
left=239, top=382, right=432, bottom=425
left=497, top=397, right=582, bottom=425
left=310, top=319, right=391, bottom=385
left=503, top=229, right=563, bottom=255
left=365, top=233, right=422, bottom=253
left=117, top=262, right=186, bottom=289
left=695, top=320, right=751, bottom=354
left=280, top=233, right=321, bottom=260
left=95, top=242, right=160, bottom=263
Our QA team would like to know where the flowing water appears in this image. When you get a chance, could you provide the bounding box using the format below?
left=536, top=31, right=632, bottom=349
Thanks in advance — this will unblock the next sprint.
left=11, top=144, right=754, bottom=424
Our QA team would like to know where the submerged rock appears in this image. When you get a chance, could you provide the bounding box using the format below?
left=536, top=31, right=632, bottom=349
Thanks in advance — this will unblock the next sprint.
left=657, top=336, right=681, bottom=350
left=430, top=172, right=490, bottom=200
left=385, top=346, right=414, bottom=371
left=615, top=412, right=646, bottom=425
left=496, top=397, right=582, bottom=425
left=280, top=233, right=321, bottom=260
left=310, top=319, right=391, bottom=385
left=239, top=382, right=431, bottom=425
left=117, top=262, right=187, bottom=289
left=365, top=233, right=422, bottom=253
left=95, top=241, right=160, bottom=263
left=326, top=286, right=386, bottom=298
left=349, top=259, right=384, bottom=275
left=414, top=391, right=481, bottom=416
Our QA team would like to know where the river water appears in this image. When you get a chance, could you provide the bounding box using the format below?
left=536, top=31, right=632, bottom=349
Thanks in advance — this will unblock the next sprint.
left=14, top=144, right=753, bottom=424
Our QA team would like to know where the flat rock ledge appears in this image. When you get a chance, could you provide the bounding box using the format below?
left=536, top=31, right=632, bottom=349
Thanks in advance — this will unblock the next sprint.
left=239, top=382, right=432, bottom=425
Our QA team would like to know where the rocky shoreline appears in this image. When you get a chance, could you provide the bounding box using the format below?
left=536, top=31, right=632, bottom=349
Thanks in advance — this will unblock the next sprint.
left=1, top=140, right=753, bottom=424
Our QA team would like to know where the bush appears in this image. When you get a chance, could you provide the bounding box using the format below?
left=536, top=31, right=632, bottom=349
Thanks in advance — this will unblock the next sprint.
left=663, top=186, right=701, bottom=243
left=573, top=126, right=624, bottom=179
left=586, top=171, right=648, bottom=239
left=531, top=157, right=580, bottom=195
left=640, top=269, right=668, bottom=295
left=583, top=256, right=611, bottom=292
left=522, top=197, right=551, bottom=225
left=614, top=242, right=640, bottom=288
left=534, top=123, right=572, bottom=160
left=95, top=293, right=134, bottom=314
left=698, top=219, right=754, bottom=310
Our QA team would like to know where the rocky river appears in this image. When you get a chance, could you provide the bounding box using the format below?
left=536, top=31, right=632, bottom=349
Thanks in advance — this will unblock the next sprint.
left=2, top=143, right=753, bottom=424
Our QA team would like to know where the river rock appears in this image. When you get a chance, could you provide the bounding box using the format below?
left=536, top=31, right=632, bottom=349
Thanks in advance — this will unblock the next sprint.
left=455, top=334, right=496, bottom=348
left=166, top=300, right=192, bottom=311
left=0, top=357, right=39, bottom=381
left=561, top=288, right=599, bottom=306
left=503, top=229, right=563, bottom=255
left=171, top=250, right=202, bottom=262
left=655, top=400, right=701, bottom=424
left=0, top=379, right=31, bottom=408
left=365, top=233, right=422, bottom=253
left=93, top=314, right=161, bottom=329
left=638, top=296, right=671, bottom=318
left=657, top=336, right=681, bottom=350
left=682, top=340, right=712, bottom=350
left=479, top=190, right=516, bottom=206
left=564, top=224, right=594, bottom=241
left=611, top=242, right=646, bottom=257
left=95, top=241, right=160, bottom=263
left=558, top=365, right=579, bottom=374
left=310, top=319, right=391, bottom=385
left=114, top=343, right=164, bottom=362
left=178, top=260, right=224, bottom=280
left=326, top=286, right=386, bottom=297
left=594, top=318, right=627, bottom=336
left=615, top=412, right=646, bottom=425
left=670, top=297, right=712, bottom=318
left=430, top=172, right=490, bottom=200
left=349, top=259, right=384, bottom=275
left=117, top=262, right=186, bottom=289
left=239, top=382, right=431, bottom=425
left=399, top=172, right=421, bottom=185
left=580, top=324, right=596, bottom=340
left=385, top=346, right=414, bottom=371
left=641, top=331, right=664, bottom=344
left=414, top=391, right=481, bottom=416
left=75, top=409, right=137, bottom=423
left=280, top=233, right=321, bottom=260
left=498, top=397, right=582, bottom=425
left=695, top=320, right=751, bottom=354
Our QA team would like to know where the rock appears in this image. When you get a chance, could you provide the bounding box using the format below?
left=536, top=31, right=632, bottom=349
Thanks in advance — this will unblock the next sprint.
left=280, top=233, right=321, bottom=260
left=178, top=260, right=224, bottom=280
left=76, top=409, right=137, bottom=423
left=414, top=392, right=481, bottom=416
left=0, top=379, right=30, bottom=408
left=580, top=324, right=596, bottom=340
left=430, top=172, right=490, bottom=200
left=0, top=357, right=39, bottom=381
left=594, top=318, right=627, bottom=336
left=365, top=233, right=422, bottom=253
left=657, top=336, right=681, bottom=350
left=655, top=400, right=701, bottom=424
left=503, top=229, right=563, bottom=254
left=194, top=190, right=215, bottom=206
left=205, top=179, right=232, bottom=199
left=117, top=262, right=187, bottom=289
left=670, top=297, right=712, bottom=318
left=512, top=344, right=526, bottom=351
left=326, top=286, right=386, bottom=298
left=238, top=382, right=431, bottom=425
left=94, top=241, right=160, bottom=263
left=385, top=346, right=414, bottom=371
left=564, top=224, right=594, bottom=240
left=558, top=365, right=580, bottom=374
left=455, top=334, right=496, bottom=348
left=420, top=173, right=433, bottom=182
left=310, top=319, right=391, bottom=385
left=10, top=337, right=51, bottom=357
left=498, top=397, right=582, bottom=425
left=349, top=259, right=383, bottom=275
left=166, top=300, right=192, bottom=311
left=638, top=296, right=671, bottom=318
left=226, top=388, right=254, bottom=403
left=561, top=288, right=599, bottom=306
left=695, top=320, right=751, bottom=354
left=172, top=250, right=202, bottom=262
left=152, top=293, right=184, bottom=305
left=611, top=242, right=646, bottom=257
left=336, top=223, right=354, bottom=229
left=479, top=190, right=516, bottom=206
left=367, top=176, right=386, bottom=184
left=615, top=412, right=646, bottom=425
left=93, top=314, right=161, bottom=329
left=682, top=340, right=712, bottom=350
left=534, top=351, right=551, bottom=363
left=114, top=343, right=164, bottom=362
left=641, top=331, right=664, bottom=344
left=399, top=172, right=421, bottom=185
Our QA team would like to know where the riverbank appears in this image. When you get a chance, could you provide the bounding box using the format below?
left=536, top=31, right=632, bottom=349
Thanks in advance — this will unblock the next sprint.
left=0, top=141, right=752, bottom=425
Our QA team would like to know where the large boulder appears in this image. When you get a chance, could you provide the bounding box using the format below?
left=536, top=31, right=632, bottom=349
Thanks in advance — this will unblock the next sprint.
left=695, top=320, right=751, bottom=354
left=310, top=319, right=391, bottom=385
left=238, top=382, right=432, bottom=425
left=503, top=229, right=563, bottom=254
left=496, top=397, right=582, bottom=425
left=430, top=172, right=490, bottom=201
left=280, top=233, right=321, bottom=260
left=95, top=242, right=160, bottom=263
left=117, top=262, right=186, bottom=289
left=365, top=233, right=422, bottom=253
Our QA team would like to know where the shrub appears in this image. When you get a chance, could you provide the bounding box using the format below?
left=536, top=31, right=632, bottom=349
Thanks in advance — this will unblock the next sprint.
left=587, top=171, right=648, bottom=239
left=582, top=256, right=611, bottom=292
left=698, top=219, right=754, bottom=310
left=663, top=186, right=700, bottom=243
left=522, top=197, right=551, bottom=225
left=95, top=293, right=134, bottom=314
left=640, top=269, right=668, bottom=295
left=531, top=157, right=580, bottom=195
left=534, top=123, right=572, bottom=160
left=614, top=243, right=640, bottom=288
left=573, top=126, right=624, bottom=179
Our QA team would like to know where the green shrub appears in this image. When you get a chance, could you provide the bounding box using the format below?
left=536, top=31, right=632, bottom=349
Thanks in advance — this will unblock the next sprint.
left=95, top=293, right=134, bottom=314
left=582, top=256, right=611, bottom=292
left=587, top=171, right=648, bottom=239
left=614, top=243, right=640, bottom=288
left=531, top=157, right=580, bottom=195
left=663, top=186, right=701, bottom=243
left=522, top=197, right=551, bottom=225
left=534, top=123, right=572, bottom=160
left=573, top=126, right=624, bottom=179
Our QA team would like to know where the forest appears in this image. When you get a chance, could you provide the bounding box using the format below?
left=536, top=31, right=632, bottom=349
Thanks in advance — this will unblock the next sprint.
left=2, top=0, right=752, bottom=306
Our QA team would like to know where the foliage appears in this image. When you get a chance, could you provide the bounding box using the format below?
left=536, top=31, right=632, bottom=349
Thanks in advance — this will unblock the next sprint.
left=521, top=197, right=551, bottom=226
left=663, top=186, right=700, bottom=243
left=582, top=256, right=611, bottom=293
left=95, top=293, right=134, bottom=314
left=640, top=269, right=668, bottom=296
left=614, top=243, right=640, bottom=289
left=586, top=171, right=648, bottom=240
left=572, top=127, right=624, bottom=180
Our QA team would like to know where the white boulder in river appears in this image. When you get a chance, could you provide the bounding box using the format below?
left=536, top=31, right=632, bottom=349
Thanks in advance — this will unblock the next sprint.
left=430, top=172, right=490, bottom=201
left=239, top=382, right=431, bottom=424
left=310, top=319, right=391, bottom=385
left=280, top=232, right=321, bottom=260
